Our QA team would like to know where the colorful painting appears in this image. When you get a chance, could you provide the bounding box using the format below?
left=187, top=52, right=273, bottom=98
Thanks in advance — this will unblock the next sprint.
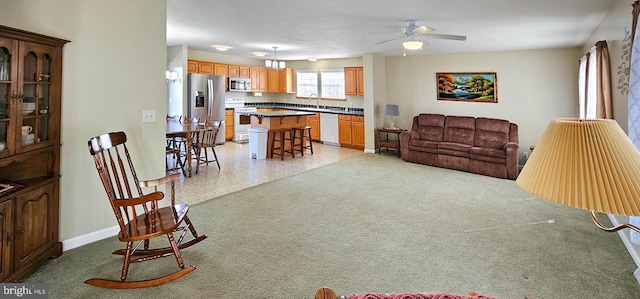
left=436, top=72, right=497, bottom=103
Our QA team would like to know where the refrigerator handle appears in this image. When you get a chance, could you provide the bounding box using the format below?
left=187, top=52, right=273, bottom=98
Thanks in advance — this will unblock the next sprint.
left=207, top=79, right=214, bottom=117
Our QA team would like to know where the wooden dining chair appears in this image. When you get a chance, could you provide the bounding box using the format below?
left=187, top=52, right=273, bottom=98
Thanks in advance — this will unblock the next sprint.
left=197, top=120, right=224, bottom=169
left=86, top=131, right=207, bottom=288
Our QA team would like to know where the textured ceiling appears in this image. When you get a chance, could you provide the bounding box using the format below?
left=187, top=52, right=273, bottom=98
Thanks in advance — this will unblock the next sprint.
left=167, top=0, right=616, bottom=61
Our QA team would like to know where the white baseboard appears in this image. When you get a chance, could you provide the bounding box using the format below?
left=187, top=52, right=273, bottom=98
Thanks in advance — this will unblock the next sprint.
left=62, top=225, right=119, bottom=251
left=364, top=148, right=376, bottom=154
left=608, top=214, right=640, bottom=286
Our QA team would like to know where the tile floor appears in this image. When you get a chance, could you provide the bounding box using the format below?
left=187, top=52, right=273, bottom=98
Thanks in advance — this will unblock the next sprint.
left=170, top=141, right=365, bottom=205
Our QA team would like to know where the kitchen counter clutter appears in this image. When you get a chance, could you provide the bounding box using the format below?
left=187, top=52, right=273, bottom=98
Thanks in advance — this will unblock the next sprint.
left=246, top=102, right=364, bottom=116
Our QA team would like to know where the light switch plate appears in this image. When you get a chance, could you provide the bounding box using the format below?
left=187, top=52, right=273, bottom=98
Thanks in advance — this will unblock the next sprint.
left=142, top=110, right=156, bottom=123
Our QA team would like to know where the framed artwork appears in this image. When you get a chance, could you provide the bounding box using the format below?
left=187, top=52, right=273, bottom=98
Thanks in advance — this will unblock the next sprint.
left=436, top=72, right=497, bottom=103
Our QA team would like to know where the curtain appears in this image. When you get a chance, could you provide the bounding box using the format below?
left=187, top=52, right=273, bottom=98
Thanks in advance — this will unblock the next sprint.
left=595, top=41, right=613, bottom=119
left=628, top=1, right=640, bottom=245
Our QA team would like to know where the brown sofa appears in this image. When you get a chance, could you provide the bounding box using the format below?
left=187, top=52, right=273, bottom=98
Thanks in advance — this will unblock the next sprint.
left=400, top=114, right=519, bottom=179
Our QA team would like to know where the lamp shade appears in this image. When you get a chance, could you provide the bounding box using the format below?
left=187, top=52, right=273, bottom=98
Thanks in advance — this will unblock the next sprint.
left=516, top=118, right=640, bottom=216
left=385, top=104, right=399, bottom=116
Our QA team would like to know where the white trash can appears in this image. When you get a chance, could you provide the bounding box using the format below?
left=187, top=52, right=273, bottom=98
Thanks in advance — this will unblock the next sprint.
left=248, top=127, right=268, bottom=159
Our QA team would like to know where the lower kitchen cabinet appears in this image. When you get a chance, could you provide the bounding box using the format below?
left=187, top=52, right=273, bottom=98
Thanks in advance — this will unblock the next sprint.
left=225, top=109, right=234, bottom=141
left=307, top=113, right=320, bottom=141
left=338, top=114, right=364, bottom=150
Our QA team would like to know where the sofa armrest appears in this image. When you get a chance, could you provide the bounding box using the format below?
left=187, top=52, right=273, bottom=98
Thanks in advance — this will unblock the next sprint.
left=504, top=142, right=519, bottom=179
left=503, top=142, right=519, bottom=150
left=399, top=131, right=418, bottom=161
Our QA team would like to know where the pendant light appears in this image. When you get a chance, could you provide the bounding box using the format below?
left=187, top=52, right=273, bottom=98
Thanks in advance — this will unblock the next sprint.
left=265, top=46, right=286, bottom=70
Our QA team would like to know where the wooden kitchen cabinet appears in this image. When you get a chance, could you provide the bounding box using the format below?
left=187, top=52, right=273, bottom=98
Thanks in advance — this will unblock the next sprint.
left=338, top=115, right=352, bottom=145
left=250, top=67, right=269, bottom=92
left=228, top=65, right=249, bottom=78
left=307, top=113, right=320, bottom=141
left=338, top=114, right=364, bottom=150
left=187, top=60, right=197, bottom=73
left=267, top=69, right=280, bottom=92
left=351, top=115, right=365, bottom=148
left=0, top=25, right=67, bottom=282
left=344, top=66, right=364, bottom=96
left=214, top=63, right=228, bottom=90
left=225, top=109, right=234, bottom=141
left=279, top=68, right=294, bottom=93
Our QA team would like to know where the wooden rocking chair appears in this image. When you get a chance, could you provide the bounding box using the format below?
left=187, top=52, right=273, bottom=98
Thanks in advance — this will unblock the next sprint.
left=86, top=131, right=207, bottom=288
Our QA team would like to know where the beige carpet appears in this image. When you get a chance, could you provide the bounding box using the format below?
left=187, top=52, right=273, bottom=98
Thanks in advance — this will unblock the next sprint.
left=26, top=154, right=640, bottom=298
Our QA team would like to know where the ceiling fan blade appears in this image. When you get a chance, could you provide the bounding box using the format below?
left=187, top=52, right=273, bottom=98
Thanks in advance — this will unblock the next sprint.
left=375, top=36, right=404, bottom=45
left=424, top=33, right=467, bottom=41
left=418, top=37, right=432, bottom=46
left=366, top=32, right=401, bottom=35
left=412, top=26, right=434, bottom=35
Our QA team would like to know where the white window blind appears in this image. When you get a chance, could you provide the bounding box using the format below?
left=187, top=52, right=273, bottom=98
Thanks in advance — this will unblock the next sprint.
left=296, top=69, right=346, bottom=99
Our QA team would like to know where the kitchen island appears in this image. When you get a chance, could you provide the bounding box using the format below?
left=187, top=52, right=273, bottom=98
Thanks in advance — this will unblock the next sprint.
left=245, top=110, right=316, bottom=158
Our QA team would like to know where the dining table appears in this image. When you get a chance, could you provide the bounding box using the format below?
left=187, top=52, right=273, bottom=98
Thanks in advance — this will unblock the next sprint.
left=166, top=119, right=213, bottom=177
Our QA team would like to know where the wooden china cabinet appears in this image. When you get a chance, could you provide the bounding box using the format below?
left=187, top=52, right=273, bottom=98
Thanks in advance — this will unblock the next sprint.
left=0, top=25, right=68, bottom=282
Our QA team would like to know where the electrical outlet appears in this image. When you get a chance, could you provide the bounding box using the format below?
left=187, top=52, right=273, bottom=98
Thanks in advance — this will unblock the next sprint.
left=523, top=151, right=529, bottom=160
left=142, top=110, right=156, bottom=123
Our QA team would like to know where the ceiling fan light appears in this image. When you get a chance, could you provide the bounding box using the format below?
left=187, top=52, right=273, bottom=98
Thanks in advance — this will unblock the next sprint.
left=403, top=41, right=423, bottom=50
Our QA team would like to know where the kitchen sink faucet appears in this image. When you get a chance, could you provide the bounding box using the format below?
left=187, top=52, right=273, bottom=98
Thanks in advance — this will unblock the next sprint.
left=309, top=93, right=319, bottom=108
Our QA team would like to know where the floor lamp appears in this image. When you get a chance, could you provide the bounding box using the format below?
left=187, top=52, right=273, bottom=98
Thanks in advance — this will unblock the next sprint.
left=516, top=118, right=640, bottom=232
left=385, top=104, right=399, bottom=129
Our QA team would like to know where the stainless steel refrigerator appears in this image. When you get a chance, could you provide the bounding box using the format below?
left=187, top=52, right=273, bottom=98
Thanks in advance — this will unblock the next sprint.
left=188, top=73, right=226, bottom=144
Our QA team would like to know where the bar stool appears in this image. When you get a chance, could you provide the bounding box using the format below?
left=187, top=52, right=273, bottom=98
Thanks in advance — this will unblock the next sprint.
left=292, top=126, right=314, bottom=156
left=270, top=128, right=295, bottom=160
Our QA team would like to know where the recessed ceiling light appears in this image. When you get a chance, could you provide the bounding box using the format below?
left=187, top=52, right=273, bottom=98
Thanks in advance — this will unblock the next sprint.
left=252, top=51, right=269, bottom=57
left=213, top=44, right=231, bottom=51
left=307, top=57, right=318, bottom=62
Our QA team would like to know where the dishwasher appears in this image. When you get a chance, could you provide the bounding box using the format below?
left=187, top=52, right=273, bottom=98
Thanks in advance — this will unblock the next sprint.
left=320, top=113, right=339, bottom=146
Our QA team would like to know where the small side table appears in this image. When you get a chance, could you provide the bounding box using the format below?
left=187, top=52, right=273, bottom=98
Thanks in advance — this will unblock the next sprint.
left=377, top=128, right=404, bottom=157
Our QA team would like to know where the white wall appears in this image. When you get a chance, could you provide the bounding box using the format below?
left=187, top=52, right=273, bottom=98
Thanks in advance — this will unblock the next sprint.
left=0, top=0, right=168, bottom=247
left=384, top=47, right=581, bottom=157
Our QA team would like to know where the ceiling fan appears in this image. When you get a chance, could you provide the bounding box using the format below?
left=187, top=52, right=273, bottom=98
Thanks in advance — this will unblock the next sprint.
left=369, top=20, right=467, bottom=51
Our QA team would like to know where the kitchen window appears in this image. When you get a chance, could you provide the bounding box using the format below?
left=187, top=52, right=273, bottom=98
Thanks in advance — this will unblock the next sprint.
left=296, top=70, right=345, bottom=100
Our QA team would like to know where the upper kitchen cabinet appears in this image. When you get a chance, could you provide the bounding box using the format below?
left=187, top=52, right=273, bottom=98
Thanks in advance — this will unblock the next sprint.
left=214, top=63, right=229, bottom=90
left=229, top=65, right=250, bottom=78
left=187, top=60, right=214, bottom=74
left=344, top=66, right=364, bottom=96
left=250, top=67, right=268, bottom=92
left=268, top=68, right=294, bottom=93
left=279, top=68, right=294, bottom=93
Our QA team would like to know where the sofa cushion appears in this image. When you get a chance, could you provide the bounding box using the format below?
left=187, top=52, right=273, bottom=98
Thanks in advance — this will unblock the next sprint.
left=415, top=114, right=445, bottom=142
left=469, top=146, right=506, bottom=159
left=474, top=118, right=510, bottom=149
left=443, top=116, right=475, bottom=145
left=438, top=142, right=472, bottom=157
left=409, top=139, right=438, bottom=154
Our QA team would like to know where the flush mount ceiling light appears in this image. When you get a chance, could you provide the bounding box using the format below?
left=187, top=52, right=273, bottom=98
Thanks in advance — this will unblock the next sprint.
left=265, top=46, right=285, bottom=70
left=402, top=40, right=423, bottom=50
left=252, top=51, right=269, bottom=57
left=212, top=44, right=231, bottom=51
left=307, top=57, right=318, bottom=62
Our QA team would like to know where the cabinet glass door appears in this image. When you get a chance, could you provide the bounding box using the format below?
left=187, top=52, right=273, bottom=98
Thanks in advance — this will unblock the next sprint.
left=18, top=42, right=55, bottom=152
left=0, top=38, right=16, bottom=156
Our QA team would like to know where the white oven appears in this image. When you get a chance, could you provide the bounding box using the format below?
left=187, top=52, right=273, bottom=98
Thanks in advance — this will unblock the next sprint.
left=234, top=107, right=257, bottom=142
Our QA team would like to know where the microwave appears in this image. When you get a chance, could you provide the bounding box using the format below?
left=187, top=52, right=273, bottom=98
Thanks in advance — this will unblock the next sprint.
left=229, top=77, right=251, bottom=92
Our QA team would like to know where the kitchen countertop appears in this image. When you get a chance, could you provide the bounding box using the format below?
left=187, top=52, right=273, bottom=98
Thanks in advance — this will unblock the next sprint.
left=245, top=104, right=365, bottom=116
left=242, top=110, right=316, bottom=118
